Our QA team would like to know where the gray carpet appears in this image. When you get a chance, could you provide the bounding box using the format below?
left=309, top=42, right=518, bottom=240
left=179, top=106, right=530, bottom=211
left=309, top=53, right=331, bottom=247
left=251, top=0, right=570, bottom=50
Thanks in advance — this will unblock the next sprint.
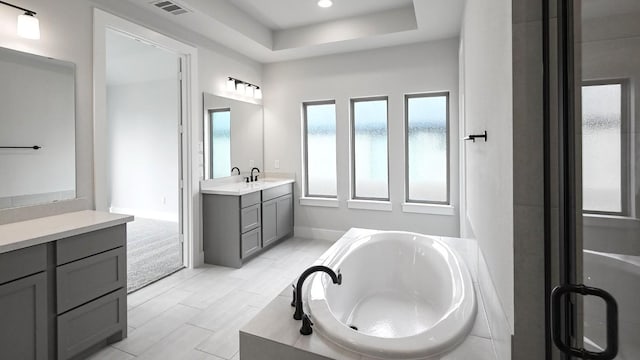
left=126, top=218, right=184, bottom=293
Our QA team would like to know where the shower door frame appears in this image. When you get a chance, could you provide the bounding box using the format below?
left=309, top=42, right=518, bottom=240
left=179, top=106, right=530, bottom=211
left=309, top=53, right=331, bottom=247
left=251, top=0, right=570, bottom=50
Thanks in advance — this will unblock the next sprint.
left=545, top=1, right=620, bottom=359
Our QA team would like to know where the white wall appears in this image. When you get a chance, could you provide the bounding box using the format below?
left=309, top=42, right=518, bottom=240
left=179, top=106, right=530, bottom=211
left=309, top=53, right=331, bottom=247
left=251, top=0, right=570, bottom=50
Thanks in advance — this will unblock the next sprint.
left=263, top=39, right=460, bottom=237
left=108, top=79, right=180, bottom=221
left=106, top=30, right=180, bottom=222
left=460, top=0, right=514, bottom=336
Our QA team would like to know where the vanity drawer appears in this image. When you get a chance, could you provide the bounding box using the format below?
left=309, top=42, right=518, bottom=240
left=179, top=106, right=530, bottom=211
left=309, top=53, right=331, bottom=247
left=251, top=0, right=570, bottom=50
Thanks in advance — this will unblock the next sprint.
left=241, top=191, right=261, bottom=208
left=56, top=247, right=125, bottom=314
left=57, top=225, right=125, bottom=265
left=57, top=288, right=126, bottom=360
left=262, top=183, right=292, bottom=202
left=0, top=244, right=46, bottom=285
left=241, top=204, right=261, bottom=233
left=241, top=227, right=262, bottom=259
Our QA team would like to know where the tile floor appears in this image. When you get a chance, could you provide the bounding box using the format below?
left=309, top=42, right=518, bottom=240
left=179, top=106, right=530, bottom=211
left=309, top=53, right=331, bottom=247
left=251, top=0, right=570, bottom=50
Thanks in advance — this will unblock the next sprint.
left=89, top=237, right=332, bottom=360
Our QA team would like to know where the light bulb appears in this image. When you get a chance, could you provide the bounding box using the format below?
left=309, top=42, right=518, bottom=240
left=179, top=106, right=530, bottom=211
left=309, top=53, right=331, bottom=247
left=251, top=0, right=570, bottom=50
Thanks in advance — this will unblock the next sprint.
left=226, top=78, right=236, bottom=91
left=235, top=82, right=246, bottom=94
left=17, top=13, right=40, bottom=40
left=317, top=0, right=333, bottom=8
left=254, top=87, right=262, bottom=100
left=245, top=85, right=254, bottom=97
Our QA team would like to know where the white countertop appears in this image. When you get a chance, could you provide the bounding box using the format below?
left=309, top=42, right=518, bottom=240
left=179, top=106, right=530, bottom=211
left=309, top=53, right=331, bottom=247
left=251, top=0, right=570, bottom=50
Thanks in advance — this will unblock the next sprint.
left=200, top=178, right=294, bottom=196
left=0, top=210, right=134, bottom=254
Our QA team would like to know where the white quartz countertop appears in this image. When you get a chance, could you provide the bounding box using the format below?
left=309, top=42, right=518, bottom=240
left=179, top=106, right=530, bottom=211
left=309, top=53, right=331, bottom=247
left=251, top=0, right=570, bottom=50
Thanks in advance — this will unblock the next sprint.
left=201, top=178, right=294, bottom=196
left=0, top=210, right=134, bottom=254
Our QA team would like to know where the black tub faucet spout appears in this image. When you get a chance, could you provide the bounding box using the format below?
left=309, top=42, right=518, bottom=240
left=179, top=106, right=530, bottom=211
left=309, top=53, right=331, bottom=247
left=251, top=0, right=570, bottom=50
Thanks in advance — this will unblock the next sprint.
left=293, top=265, right=341, bottom=321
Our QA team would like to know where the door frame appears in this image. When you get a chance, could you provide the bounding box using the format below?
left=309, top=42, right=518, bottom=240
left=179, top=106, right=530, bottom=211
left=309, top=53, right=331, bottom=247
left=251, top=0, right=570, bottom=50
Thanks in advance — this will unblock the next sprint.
left=546, top=0, right=593, bottom=358
left=93, top=9, right=200, bottom=268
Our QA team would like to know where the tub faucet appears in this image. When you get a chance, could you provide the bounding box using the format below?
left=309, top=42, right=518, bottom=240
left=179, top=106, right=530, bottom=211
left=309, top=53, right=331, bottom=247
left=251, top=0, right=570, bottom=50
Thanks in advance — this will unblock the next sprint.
left=231, top=167, right=240, bottom=175
left=292, top=265, right=342, bottom=332
left=251, top=167, right=260, bottom=182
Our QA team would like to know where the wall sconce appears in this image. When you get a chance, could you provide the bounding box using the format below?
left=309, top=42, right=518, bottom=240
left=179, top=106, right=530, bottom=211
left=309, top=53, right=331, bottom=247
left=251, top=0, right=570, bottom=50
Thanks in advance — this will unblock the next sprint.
left=226, top=77, right=262, bottom=100
left=0, top=1, right=40, bottom=40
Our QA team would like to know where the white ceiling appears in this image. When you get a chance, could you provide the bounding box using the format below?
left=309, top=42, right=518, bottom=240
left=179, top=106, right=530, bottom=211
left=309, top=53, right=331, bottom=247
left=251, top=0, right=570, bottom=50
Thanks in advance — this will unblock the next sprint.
left=231, top=0, right=414, bottom=30
left=110, top=0, right=465, bottom=63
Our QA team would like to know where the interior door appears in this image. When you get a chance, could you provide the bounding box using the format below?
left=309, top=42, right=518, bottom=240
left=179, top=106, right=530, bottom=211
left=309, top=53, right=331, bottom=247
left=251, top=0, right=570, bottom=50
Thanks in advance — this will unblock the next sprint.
left=548, top=0, right=639, bottom=359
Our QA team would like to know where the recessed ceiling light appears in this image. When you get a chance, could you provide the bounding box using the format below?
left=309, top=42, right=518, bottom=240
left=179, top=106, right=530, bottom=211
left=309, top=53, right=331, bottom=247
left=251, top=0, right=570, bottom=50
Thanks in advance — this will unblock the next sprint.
left=317, top=0, right=333, bottom=8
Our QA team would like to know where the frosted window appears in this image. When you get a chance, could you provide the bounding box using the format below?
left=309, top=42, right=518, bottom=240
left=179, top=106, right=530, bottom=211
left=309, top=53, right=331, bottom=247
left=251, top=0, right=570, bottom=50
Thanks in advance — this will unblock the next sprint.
left=304, top=102, right=337, bottom=197
left=352, top=98, right=389, bottom=199
left=407, top=94, right=449, bottom=203
left=210, top=109, right=231, bottom=179
left=582, top=84, right=622, bottom=213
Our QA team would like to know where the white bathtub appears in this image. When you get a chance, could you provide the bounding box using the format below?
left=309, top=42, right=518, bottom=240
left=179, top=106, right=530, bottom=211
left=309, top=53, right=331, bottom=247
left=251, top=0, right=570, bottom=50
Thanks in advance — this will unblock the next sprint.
left=305, top=231, right=476, bottom=359
left=584, top=250, right=640, bottom=359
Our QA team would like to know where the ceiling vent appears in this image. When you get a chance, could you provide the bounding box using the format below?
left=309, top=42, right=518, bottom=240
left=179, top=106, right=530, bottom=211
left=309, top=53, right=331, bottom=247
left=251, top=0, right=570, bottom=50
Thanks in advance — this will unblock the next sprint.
left=150, top=0, right=191, bottom=15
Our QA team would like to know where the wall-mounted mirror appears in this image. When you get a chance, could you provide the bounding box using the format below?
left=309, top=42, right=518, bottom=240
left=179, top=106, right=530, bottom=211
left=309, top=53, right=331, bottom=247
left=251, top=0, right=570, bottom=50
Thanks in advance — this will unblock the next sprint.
left=0, top=47, right=76, bottom=210
left=203, top=93, right=263, bottom=179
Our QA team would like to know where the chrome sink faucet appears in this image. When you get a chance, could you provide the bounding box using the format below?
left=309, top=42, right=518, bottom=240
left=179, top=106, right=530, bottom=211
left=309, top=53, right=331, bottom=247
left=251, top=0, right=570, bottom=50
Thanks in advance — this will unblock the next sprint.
left=292, top=265, right=342, bottom=335
left=250, top=167, right=260, bottom=182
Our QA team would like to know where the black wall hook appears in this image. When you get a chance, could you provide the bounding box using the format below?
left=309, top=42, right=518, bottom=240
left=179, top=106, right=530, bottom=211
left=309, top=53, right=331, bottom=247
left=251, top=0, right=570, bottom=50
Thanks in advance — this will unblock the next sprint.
left=463, top=131, right=488, bottom=142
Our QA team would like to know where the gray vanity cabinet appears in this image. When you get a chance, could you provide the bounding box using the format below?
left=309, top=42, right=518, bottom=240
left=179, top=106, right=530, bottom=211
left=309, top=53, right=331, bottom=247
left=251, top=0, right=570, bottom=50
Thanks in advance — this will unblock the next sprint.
left=262, top=192, right=293, bottom=248
left=203, top=183, right=294, bottom=268
left=0, top=247, right=48, bottom=360
left=204, top=192, right=263, bottom=268
left=56, top=225, right=127, bottom=360
left=0, top=211, right=131, bottom=360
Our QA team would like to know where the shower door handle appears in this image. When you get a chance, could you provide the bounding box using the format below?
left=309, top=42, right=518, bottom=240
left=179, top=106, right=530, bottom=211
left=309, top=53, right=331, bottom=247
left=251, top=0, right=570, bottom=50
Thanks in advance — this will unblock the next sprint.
left=551, top=284, right=618, bottom=359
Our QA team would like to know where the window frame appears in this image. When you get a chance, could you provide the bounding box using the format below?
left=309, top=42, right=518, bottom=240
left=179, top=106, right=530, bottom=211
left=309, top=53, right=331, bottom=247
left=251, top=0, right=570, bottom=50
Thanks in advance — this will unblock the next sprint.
left=404, top=92, right=451, bottom=205
left=208, top=107, right=231, bottom=179
left=581, top=79, right=630, bottom=216
left=302, top=100, right=338, bottom=199
left=350, top=96, right=390, bottom=201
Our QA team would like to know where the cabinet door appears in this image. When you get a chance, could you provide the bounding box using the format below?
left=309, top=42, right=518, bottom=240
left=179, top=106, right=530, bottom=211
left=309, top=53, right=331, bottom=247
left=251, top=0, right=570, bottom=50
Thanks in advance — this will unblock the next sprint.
left=0, top=272, right=47, bottom=360
left=276, top=194, right=293, bottom=240
left=262, top=199, right=277, bottom=247
left=240, top=204, right=261, bottom=233
left=241, top=228, right=262, bottom=259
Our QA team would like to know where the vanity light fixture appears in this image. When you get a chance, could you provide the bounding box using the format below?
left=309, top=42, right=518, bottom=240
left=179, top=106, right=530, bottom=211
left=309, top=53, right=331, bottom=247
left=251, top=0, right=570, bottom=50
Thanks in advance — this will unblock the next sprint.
left=226, top=77, right=263, bottom=100
left=317, top=0, right=333, bottom=8
left=0, top=1, right=40, bottom=40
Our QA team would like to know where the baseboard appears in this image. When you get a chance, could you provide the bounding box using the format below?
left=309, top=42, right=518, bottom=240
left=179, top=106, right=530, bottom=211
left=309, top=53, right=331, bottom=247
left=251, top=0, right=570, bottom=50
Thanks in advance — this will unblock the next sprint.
left=294, top=226, right=345, bottom=242
left=109, top=207, right=178, bottom=222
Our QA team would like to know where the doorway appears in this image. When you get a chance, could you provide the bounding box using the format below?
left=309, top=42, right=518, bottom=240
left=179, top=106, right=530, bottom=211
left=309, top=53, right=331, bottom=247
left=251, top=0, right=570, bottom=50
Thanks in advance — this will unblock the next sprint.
left=105, top=29, right=185, bottom=292
left=93, top=9, right=200, bottom=292
left=547, top=0, right=640, bottom=358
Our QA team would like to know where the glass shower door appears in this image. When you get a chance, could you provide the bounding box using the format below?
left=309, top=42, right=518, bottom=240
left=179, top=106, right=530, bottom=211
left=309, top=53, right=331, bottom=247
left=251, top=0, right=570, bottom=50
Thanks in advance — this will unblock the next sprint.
left=580, top=0, right=640, bottom=358
left=549, top=0, right=640, bottom=359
